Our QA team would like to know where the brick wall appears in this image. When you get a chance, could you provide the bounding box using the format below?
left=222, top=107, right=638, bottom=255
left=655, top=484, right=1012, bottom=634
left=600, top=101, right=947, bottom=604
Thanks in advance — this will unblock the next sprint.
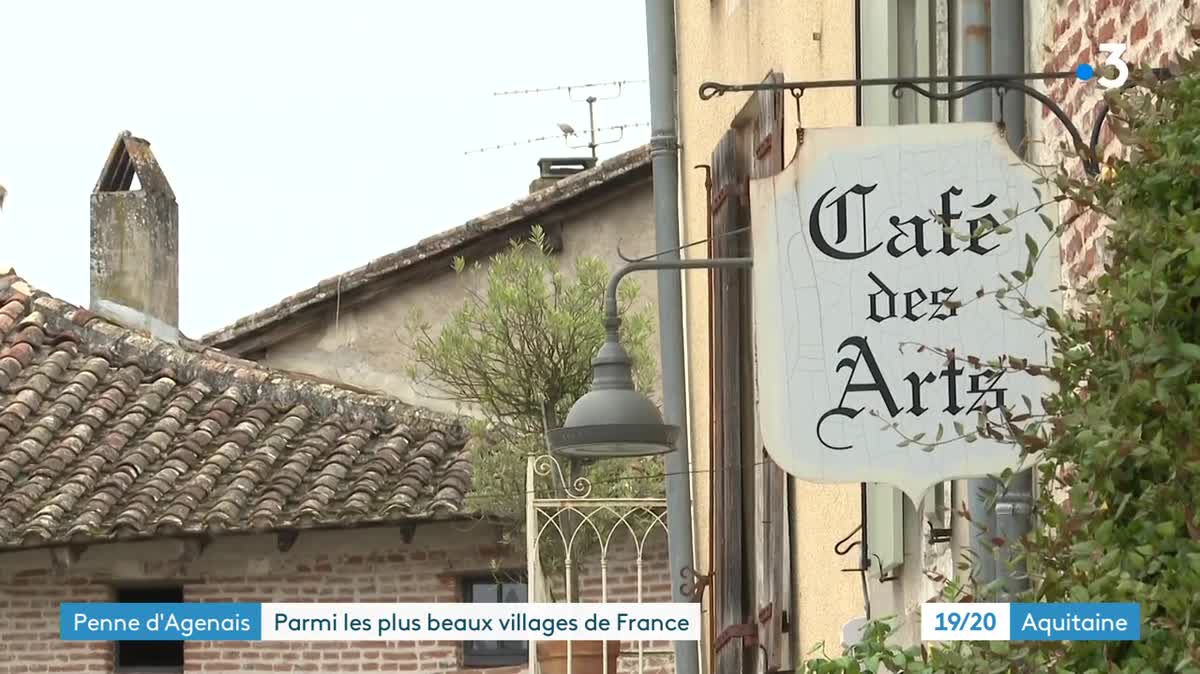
left=1032, top=0, right=1197, bottom=284
left=0, top=525, right=675, bottom=674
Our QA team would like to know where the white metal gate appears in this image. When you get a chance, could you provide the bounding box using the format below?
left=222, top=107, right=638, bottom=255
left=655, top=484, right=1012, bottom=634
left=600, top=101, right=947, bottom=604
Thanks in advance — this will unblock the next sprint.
left=526, top=454, right=674, bottom=674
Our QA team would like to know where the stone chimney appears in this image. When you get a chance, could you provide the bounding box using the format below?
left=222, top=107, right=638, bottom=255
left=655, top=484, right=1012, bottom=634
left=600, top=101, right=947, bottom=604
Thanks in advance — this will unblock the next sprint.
left=528, top=157, right=597, bottom=193
left=90, top=131, right=179, bottom=342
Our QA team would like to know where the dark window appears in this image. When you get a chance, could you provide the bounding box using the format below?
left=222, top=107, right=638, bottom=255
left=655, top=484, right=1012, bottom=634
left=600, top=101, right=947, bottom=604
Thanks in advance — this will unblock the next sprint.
left=115, top=586, right=183, bottom=672
left=462, top=574, right=528, bottom=667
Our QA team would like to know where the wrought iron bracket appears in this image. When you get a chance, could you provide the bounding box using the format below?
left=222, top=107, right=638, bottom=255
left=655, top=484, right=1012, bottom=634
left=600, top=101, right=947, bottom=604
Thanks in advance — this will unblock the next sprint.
left=833, top=523, right=865, bottom=573
left=700, top=71, right=1077, bottom=100
left=928, top=520, right=953, bottom=545
left=715, top=623, right=758, bottom=651
left=618, top=226, right=750, bottom=264
left=698, top=69, right=1170, bottom=178
left=679, top=564, right=713, bottom=603
left=606, top=257, right=753, bottom=324
left=874, top=555, right=901, bottom=583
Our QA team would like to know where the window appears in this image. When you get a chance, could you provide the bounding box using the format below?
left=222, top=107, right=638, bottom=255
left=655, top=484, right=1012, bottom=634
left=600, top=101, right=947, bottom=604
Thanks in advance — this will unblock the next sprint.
left=114, top=586, right=183, bottom=673
left=461, top=574, right=528, bottom=667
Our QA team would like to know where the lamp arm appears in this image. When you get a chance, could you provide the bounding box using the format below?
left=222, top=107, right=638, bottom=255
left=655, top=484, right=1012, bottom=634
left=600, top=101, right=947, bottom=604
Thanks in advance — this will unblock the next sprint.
left=604, top=257, right=754, bottom=325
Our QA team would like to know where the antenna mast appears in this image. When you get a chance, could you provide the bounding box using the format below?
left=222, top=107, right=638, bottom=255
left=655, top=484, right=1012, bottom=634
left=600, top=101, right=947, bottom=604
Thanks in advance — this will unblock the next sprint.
left=466, top=79, right=648, bottom=158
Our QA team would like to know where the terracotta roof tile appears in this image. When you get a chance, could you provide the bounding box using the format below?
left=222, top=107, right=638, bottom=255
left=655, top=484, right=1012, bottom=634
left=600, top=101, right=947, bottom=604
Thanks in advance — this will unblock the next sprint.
left=0, top=273, right=474, bottom=549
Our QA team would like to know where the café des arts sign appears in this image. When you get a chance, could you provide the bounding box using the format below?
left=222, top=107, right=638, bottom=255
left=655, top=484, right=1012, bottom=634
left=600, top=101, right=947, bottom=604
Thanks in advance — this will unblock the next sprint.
left=751, top=123, right=1060, bottom=503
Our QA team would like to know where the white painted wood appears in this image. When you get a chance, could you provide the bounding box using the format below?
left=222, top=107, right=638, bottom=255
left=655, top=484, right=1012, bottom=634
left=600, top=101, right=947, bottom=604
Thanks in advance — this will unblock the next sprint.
left=750, top=123, right=1060, bottom=502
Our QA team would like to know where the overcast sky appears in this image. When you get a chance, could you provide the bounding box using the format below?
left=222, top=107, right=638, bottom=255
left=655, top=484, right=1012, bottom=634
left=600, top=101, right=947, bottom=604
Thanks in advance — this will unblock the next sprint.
left=0, top=1, right=650, bottom=336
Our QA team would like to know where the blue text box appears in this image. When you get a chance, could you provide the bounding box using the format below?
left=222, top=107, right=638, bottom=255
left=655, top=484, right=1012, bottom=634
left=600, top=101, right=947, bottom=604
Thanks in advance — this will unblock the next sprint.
left=1010, top=603, right=1140, bottom=641
left=61, top=603, right=262, bottom=641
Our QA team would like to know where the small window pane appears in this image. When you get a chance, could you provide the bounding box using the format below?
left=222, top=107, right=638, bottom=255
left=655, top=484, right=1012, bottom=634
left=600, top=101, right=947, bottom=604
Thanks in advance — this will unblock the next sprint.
left=471, top=581, right=498, bottom=603
left=463, top=575, right=528, bottom=668
left=501, top=583, right=527, bottom=603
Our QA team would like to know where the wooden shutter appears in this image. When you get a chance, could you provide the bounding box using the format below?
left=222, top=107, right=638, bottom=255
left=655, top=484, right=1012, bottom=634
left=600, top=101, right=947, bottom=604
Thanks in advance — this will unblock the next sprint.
left=711, top=71, right=793, bottom=674
left=710, top=127, right=749, bottom=674
left=748, top=75, right=793, bottom=673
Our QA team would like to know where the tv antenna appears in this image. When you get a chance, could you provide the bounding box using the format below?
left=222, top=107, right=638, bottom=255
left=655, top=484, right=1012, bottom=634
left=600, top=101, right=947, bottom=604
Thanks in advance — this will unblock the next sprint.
left=465, top=79, right=648, bottom=158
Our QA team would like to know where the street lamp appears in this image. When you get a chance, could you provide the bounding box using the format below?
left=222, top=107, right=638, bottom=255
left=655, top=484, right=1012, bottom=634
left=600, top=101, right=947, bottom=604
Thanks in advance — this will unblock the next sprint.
left=547, top=314, right=679, bottom=458
left=547, top=257, right=752, bottom=459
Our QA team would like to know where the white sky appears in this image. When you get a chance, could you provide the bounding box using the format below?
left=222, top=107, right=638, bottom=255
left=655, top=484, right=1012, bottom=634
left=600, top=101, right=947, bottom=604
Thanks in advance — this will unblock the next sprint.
left=0, top=1, right=650, bottom=336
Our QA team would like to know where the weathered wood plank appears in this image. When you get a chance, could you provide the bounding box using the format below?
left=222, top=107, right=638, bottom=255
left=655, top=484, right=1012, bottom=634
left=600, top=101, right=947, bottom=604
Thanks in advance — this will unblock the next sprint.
left=711, top=128, right=746, bottom=674
left=749, top=72, right=794, bottom=673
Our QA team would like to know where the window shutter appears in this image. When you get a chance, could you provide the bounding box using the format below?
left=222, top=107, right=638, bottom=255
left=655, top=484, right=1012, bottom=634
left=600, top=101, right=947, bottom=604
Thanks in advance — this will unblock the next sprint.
left=867, top=483, right=905, bottom=574
left=710, top=127, right=748, bottom=674
left=747, top=74, right=793, bottom=673
left=712, top=72, right=794, bottom=674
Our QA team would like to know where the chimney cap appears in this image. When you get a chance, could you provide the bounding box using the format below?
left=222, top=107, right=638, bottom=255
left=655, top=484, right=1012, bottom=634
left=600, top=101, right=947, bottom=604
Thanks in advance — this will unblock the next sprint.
left=93, top=131, right=175, bottom=199
left=537, top=157, right=598, bottom=179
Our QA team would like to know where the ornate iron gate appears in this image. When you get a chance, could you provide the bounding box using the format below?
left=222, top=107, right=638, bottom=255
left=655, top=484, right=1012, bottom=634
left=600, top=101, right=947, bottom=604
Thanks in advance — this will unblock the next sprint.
left=526, top=454, right=674, bottom=674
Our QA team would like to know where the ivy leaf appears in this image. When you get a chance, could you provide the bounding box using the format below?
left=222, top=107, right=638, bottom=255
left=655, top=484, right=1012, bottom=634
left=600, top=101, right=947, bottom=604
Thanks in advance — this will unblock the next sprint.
left=1163, top=361, right=1192, bottom=379
left=1179, top=343, right=1200, bottom=361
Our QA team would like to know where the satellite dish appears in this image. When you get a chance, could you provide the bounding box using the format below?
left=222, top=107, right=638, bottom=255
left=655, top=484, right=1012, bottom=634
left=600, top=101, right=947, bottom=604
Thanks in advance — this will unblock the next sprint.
left=557, top=123, right=576, bottom=136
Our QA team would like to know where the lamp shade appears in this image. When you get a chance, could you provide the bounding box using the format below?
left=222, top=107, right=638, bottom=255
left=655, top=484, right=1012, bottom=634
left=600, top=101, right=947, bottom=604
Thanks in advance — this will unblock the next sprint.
left=548, top=323, right=678, bottom=458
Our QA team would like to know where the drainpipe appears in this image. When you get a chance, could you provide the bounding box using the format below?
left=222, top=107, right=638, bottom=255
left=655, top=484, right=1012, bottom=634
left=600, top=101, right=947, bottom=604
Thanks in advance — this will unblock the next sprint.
left=643, top=3, right=702, bottom=674
left=953, top=0, right=1032, bottom=598
left=953, top=1, right=991, bottom=123
left=989, top=0, right=1032, bottom=600
left=991, top=1, right=1026, bottom=154
left=952, top=0, right=997, bottom=589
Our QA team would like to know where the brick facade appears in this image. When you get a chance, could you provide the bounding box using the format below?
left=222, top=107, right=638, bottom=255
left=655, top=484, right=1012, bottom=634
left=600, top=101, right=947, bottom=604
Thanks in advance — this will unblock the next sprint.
left=0, top=524, right=675, bottom=674
left=1033, top=0, right=1196, bottom=283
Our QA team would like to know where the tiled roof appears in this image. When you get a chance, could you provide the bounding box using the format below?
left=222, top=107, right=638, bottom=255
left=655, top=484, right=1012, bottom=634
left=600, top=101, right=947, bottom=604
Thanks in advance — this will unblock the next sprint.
left=202, top=144, right=651, bottom=354
left=0, top=273, right=474, bottom=550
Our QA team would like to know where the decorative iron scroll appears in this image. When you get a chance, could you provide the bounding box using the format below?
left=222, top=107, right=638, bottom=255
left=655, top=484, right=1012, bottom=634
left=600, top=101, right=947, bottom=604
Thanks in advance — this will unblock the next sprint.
left=698, top=69, right=1174, bottom=177
left=527, top=453, right=673, bottom=674
left=533, top=453, right=593, bottom=498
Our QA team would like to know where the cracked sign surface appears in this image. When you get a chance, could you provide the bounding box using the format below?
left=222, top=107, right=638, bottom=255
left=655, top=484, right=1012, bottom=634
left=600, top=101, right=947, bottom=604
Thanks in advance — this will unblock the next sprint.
left=751, top=123, right=1060, bottom=502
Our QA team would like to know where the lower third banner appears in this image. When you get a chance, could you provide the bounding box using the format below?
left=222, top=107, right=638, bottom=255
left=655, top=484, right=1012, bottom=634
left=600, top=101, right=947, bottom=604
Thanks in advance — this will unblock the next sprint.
left=921, top=602, right=1140, bottom=642
left=61, top=602, right=701, bottom=641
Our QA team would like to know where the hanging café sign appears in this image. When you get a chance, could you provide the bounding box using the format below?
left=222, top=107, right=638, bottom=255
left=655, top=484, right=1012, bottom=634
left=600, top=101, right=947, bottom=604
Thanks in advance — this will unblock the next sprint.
left=751, top=123, right=1060, bottom=502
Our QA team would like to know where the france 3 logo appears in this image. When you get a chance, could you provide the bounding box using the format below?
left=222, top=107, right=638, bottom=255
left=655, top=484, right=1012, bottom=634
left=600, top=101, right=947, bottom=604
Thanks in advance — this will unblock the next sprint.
left=1078, top=43, right=1130, bottom=89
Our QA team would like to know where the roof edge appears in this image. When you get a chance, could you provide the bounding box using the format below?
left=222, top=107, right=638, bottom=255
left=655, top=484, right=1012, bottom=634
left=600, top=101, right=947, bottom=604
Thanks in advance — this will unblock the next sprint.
left=0, top=272, right=469, bottom=437
left=202, top=144, right=651, bottom=351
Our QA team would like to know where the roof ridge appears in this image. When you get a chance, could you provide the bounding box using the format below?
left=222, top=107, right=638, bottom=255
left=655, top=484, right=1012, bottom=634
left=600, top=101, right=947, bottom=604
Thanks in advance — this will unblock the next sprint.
left=201, top=144, right=651, bottom=349
left=0, top=270, right=467, bottom=436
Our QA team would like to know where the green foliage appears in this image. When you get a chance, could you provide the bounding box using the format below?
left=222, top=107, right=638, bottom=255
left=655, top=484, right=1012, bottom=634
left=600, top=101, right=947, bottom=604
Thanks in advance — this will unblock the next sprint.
left=405, top=226, right=663, bottom=567
left=805, top=58, right=1200, bottom=672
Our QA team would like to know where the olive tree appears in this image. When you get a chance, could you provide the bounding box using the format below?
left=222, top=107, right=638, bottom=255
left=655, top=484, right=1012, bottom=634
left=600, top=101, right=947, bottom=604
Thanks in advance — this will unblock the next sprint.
left=406, top=226, right=665, bottom=600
